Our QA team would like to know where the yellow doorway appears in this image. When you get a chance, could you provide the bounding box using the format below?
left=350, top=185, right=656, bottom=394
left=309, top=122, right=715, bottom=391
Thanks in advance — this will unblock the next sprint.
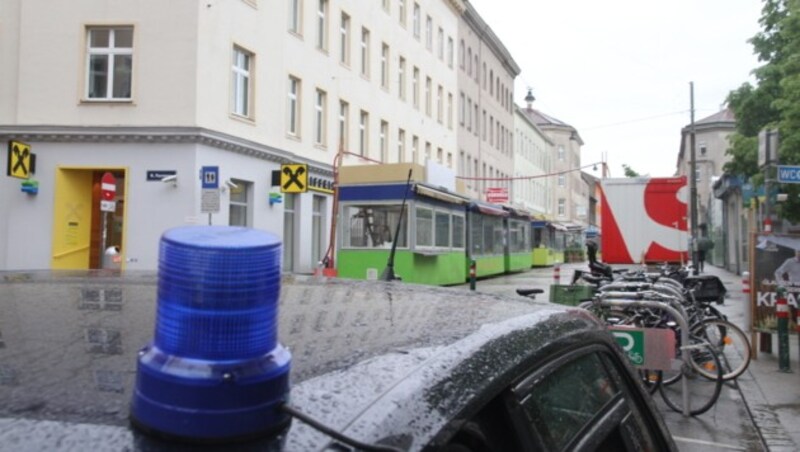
left=51, top=168, right=127, bottom=270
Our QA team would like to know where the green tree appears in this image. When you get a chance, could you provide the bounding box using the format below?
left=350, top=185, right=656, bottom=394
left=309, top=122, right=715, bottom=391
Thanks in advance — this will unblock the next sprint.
left=725, top=0, right=800, bottom=221
left=621, top=164, right=640, bottom=178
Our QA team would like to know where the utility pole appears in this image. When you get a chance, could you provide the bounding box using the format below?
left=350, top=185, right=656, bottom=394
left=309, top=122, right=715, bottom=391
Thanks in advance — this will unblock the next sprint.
left=689, top=82, right=699, bottom=275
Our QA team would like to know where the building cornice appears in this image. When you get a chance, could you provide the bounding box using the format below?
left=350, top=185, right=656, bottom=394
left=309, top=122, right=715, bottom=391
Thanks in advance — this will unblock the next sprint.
left=463, top=2, right=521, bottom=76
left=0, top=126, right=334, bottom=177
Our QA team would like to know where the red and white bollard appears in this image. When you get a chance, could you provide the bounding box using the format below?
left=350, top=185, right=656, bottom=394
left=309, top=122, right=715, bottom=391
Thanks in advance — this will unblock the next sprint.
left=553, top=263, right=561, bottom=284
left=742, top=271, right=750, bottom=294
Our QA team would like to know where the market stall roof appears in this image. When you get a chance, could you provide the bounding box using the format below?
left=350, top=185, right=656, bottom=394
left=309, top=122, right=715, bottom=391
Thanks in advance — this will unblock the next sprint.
left=467, top=201, right=508, bottom=217
left=415, top=183, right=470, bottom=205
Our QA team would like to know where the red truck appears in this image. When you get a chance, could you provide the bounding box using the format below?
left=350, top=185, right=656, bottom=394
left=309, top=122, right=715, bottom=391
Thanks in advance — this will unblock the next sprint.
left=600, top=176, right=690, bottom=264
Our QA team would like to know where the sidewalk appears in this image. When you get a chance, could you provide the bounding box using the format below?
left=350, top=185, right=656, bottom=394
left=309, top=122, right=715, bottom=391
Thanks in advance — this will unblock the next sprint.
left=702, top=264, right=800, bottom=451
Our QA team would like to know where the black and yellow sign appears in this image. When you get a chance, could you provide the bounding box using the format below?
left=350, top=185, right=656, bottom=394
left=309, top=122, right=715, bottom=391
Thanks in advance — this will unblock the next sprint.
left=7, top=140, right=33, bottom=179
left=280, top=163, right=308, bottom=193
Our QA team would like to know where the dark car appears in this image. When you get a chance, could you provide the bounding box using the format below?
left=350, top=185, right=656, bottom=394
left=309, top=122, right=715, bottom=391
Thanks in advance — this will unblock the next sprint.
left=0, top=271, right=676, bottom=451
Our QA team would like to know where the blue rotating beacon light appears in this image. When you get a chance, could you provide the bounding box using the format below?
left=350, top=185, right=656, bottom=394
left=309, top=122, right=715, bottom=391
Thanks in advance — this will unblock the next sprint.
left=131, top=226, right=291, bottom=442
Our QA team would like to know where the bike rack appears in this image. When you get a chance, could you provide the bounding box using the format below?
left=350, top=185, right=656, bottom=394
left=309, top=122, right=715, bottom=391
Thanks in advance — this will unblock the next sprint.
left=593, top=296, right=693, bottom=417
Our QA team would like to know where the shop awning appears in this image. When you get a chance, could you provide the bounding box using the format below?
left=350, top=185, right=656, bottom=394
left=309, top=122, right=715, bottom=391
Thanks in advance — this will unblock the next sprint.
left=503, top=206, right=532, bottom=220
left=415, top=183, right=469, bottom=205
left=467, top=201, right=509, bottom=217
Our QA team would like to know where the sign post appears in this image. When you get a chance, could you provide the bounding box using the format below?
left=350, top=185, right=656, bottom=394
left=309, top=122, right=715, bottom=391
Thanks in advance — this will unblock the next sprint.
left=100, top=172, right=117, bottom=266
left=200, top=166, right=220, bottom=225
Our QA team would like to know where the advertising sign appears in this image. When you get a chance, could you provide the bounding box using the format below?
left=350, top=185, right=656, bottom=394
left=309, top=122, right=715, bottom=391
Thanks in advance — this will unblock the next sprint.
left=752, top=234, right=800, bottom=332
left=485, top=187, right=508, bottom=204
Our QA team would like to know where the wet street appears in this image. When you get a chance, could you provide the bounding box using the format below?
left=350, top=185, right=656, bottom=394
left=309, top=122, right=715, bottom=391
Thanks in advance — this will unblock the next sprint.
left=454, top=262, right=782, bottom=451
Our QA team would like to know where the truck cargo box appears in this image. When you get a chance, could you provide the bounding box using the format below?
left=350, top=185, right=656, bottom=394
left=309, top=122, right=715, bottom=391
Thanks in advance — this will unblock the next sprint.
left=600, top=176, right=690, bottom=264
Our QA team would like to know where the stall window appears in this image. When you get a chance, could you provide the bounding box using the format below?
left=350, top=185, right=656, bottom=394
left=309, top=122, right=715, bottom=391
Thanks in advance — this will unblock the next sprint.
left=452, top=215, right=465, bottom=249
left=470, top=214, right=483, bottom=255
left=343, top=204, right=407, bottom=248
left=435, top=211, right=450, bottom=247
left=416, top=207, right=433, bottom=247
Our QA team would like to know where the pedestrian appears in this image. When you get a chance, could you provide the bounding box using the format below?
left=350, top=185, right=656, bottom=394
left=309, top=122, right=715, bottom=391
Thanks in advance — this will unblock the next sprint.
left=697, top=235, right=714, bottom=273
left=774, top=248, right=800, bottom=285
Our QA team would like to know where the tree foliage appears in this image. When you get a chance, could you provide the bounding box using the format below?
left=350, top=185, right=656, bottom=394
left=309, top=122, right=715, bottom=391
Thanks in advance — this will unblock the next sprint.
left=621, top=164, right=640, bottom=178
left=726, top=0, right=800, bottom=221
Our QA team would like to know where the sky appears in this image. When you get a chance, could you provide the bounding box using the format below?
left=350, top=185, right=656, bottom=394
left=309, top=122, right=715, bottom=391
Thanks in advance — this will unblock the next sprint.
left=467, top=0, right=765, bottom=178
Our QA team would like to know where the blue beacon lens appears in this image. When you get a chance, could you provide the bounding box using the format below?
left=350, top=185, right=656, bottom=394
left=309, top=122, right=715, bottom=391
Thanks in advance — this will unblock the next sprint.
left=131, top=226, right=291, bottom=442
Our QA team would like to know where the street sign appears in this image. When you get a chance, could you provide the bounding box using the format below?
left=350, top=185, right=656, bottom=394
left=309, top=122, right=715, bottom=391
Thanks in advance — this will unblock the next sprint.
left=146, top=170, right=177, bottom=181
left=777, top=165, right=800, bottom=184
left=280, top=163, right=308, bottom=193
left=7, top=140, right=33, bottom=179
left=201, top=189, right=221, bottom=213
left=201, top=166, right=219, bottom=189
left=485, top=187, right=508, bottom=204
left=100, top=172, right=117, bottom=212
left=609, top=326, right=675, bottom=371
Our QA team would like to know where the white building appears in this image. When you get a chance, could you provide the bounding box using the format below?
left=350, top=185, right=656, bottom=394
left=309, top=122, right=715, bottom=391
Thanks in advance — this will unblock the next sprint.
left=0, top=0, right=464, bottom=272
left=513, top=102, right=553, bottom=218
left=456, top=1, right=519, bottom=201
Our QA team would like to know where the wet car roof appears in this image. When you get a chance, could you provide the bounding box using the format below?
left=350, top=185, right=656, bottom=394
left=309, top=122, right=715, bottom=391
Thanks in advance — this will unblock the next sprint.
left=0, top=271, right=604, bottom=450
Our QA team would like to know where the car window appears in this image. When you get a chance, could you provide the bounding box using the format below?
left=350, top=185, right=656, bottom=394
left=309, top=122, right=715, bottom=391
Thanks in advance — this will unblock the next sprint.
left=519, top=352, right=618, bottom=450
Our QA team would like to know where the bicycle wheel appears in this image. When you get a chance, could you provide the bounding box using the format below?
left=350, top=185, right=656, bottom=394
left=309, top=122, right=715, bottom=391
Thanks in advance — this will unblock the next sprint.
left=659, top=341, right=723, bottom=416
left=691, top=319, right=751, bottom=381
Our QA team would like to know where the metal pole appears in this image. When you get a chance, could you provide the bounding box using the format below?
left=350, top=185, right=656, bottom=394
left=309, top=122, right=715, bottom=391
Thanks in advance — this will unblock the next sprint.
left=764, top=131, right=771, bottom=233
left=689, top=82, right=699, bottom=275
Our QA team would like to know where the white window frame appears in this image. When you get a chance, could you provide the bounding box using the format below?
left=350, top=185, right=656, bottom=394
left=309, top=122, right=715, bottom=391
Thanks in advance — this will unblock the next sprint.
left=397, top=129, right=406, bottom=162
left=425, top=76, right=432, bottom=117
left=398, top=56, right=406, bottom=100
left=412, top=135, right=419, bottom=163
left=289, top=0, right=303, bottom=34
left=231, top=46, right=253, bottom=118
left=316, top=0, right=328, bottom=51
left=412, top=67, right=420, bottom=109
left=398, top=0, right=406, bottom=27
left=437, top=27, right=444, bottom=60
left=339, top=100, right=349, bottom=149
left=360, top=27, right=370, bottom=78
left=85, top=26, right=134, bottom=101
left=359, top=110, right=369, bottom=156
left=413, top=3, right=421, bottom=39
left=314, top=88, right=327, bottom=145
left=339, top=12, right=350, bottom=65
left=425, top=16, right=432, bottom=50
left=447, top=37, right=454, bottom=68
left=437, top=85, right=443, bottom=124
left=288, top=76, right=301, bottom=136
left=381, top=43, right=389, bottom=89
left=380, top=120, right=389, bottom=162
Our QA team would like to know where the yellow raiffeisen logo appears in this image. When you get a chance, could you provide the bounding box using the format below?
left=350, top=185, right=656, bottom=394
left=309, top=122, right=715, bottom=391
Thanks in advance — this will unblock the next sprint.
left=280, top=163, right=308, bottom=193
left=7, top=140, right=32, bottom=179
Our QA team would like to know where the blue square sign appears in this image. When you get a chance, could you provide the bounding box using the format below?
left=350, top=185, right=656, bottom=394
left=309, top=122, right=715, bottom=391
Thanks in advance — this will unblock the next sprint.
left=201, top=166, right=219, bottom=189
left=778, top=165, right=800, bottom=184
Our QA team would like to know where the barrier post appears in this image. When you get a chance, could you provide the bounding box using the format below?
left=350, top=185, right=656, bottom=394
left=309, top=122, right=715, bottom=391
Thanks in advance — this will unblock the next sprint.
left=469, top=259, right=476, bottom=291
left=776, top=286, right=791, bottom=372
left=553, top=263, right=561, bottom=285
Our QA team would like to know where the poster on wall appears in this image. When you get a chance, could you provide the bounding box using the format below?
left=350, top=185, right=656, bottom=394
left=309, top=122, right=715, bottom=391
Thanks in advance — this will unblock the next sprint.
left=753, top=233, right=800, bottom=332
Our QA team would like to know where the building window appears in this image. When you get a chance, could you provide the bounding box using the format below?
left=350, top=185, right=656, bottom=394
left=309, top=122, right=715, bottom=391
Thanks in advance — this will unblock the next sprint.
left=289, top=0, right=302, bottom=34
left=459, top=40, right=465, bottom=68
left=425, top=76, right=432, bottom=117
left=398, top=56, right=406, bottom=100
left=339, top=100, right=349, bottom=149
left=360, top=28, right=370, bottom=78
left=699, top=141, right=707, bottom=155
left=467, top=48, right=472, bottom=77
left=339, top=12, right=350, bottom=65
left=425, top=142, right=431, bottom=162
left=229, top=179, right=251, bottom=227
left=381, top=43, right=389, bottom=89
left=398, top=0, right=406, bottom=26
left=474, top=55, right=479, bottom=82
left=459, top=92, right=465, bottom=126
left=288, top=76, right=301, bottom=136
left=474, top=104, right=478, bottom=136
left=558, top=145, right=565, bottom=161
left=425, top=16, right=432, bottom=50
left=437, top=85, right=443, bottom=123
left=437, top=27, right=444, bottom=60
left=413, top=3, right=421, bottom=39
left=447, top=92, right=453, bottom=129
left=312, top=195, right=326, bottom=266
left=283, top=194, right=296, bottom=271
left=412, top=67, right=420, bottom=109
left=437, top=147, right=443, bottom=163
left=359, top=110, right=369, bottom=156
left=558, top=174, right=565, bottom=187
left=380, top=120, right=389, bottom=162
left=86, top=27, right=133, bottom=100
left=558, top=198, right=565, bottom=217
left=316, top=0, right=328, bottom=51
left=412, top=135, right=419, bottom=163
left=314, top=88, right=327, bottom=145
left=447, top=37, right=454, bottom=68
left=382, top=0, right=389, bottom=12
left=398, top=129, right=406, bottom=162
left=231, top=46, right=253, bottom=118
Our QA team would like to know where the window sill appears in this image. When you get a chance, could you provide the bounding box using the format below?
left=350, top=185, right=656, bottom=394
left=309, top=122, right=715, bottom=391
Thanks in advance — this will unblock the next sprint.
left=314, top=143, right=328, bottom=152
left=80, top=99, right=135, bottom=106
left=229, top=113, right=256, bottom=125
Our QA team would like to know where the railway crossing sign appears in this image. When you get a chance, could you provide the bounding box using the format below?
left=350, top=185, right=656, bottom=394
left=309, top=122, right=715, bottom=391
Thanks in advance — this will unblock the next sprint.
left=281, top=163, right=308, bottom=193
left=7, top=140, right=33, bottom=179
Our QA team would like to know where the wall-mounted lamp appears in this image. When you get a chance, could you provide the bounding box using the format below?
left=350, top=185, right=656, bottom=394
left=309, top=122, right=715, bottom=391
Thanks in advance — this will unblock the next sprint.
left=161, top=175, right=178, bottom=187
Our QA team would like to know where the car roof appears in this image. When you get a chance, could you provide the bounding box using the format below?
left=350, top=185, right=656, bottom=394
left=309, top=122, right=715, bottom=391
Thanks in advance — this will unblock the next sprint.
left=0, top=271, right=605, bottom=450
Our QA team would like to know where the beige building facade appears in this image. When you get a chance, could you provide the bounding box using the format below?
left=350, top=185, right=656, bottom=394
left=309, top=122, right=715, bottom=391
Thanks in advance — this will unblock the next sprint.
left=0, top=0, right=465, bottom=272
